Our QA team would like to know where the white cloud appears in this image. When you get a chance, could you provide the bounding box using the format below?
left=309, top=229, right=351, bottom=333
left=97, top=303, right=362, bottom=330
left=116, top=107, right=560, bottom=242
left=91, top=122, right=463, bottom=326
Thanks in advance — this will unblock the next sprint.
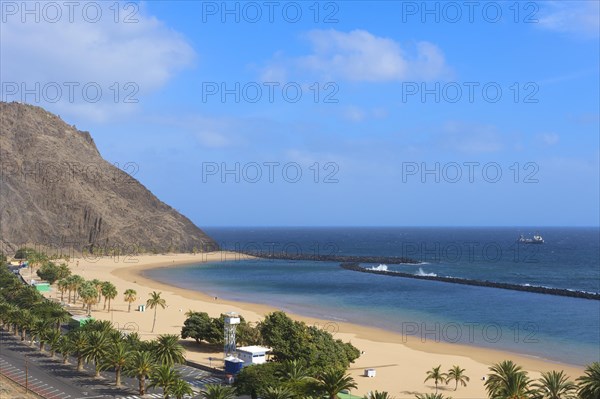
left=569, top=112, right=600, bottom=125
left=538, top=1, right=600, bottom=37
left=300, top=29, right=408, bottom=81
left=151, top=114, right=238, bottom=149
left=343, top=106, right=367, bottom=122
left=284, top=149, right=347, bottom=173
left=259, top=51, right=289, bottom=82
left=544, top=156, right=600, bottom=175
left=410, top=42, right=448, bottom=80
left=341, top=105, right=389, bottom=122
left=285, top=149, right=320, bottom=166
left=261, top=29, right=449, bottom=83
left=439, top=121, right=505, bottom=153
left=146, top=113, right=285, bottom=150
left=0, top=2, right=196, bottom=121
left=260, top=65, right=288, bottom=83
left=538, top=133, right=560, bottom=146
left=195, top=130, right=232, bottom=148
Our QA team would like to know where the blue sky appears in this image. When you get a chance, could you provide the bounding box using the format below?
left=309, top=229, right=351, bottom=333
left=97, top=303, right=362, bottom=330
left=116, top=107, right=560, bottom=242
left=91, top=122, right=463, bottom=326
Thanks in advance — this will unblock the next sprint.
left=1, top=0, right=599, bottom=226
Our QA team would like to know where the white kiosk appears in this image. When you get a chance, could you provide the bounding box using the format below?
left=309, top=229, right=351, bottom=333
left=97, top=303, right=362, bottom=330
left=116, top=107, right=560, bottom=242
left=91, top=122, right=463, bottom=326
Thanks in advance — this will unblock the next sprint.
left=236, top=346, right=271, bottom=366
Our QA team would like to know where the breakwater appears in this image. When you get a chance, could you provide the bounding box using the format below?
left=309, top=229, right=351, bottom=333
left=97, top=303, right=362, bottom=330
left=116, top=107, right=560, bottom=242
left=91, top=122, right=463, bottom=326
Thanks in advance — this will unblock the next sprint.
left=340, top=263, right=600, bottom=300
left=238, top=251, right=420, bottom=264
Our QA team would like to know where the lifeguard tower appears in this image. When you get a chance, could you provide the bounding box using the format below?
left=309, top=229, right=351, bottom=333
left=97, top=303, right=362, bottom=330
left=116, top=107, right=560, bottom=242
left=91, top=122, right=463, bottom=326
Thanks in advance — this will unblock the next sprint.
left=223, top=312, right=240, bottom=358
left=223, top=312, right=243, bottom=374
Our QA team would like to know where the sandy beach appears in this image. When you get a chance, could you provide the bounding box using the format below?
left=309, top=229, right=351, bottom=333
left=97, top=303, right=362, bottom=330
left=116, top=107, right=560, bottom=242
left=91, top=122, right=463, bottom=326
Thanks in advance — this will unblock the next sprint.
left=34, top=252, right=585, bottom=399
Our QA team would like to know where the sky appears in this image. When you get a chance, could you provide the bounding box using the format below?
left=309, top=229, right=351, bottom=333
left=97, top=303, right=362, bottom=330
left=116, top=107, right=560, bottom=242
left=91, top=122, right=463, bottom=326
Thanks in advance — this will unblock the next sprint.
left=1, top=0, right=599, bottom=227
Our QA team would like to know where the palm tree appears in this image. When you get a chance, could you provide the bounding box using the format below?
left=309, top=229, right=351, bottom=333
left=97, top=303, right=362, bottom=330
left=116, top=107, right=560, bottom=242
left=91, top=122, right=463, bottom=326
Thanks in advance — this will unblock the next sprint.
left=153, top=334, right=186, bottom=367
left=101, top=282, right=117, bottom=311
left=44, top=329, right=62, bottom=358
left=81, top=291, right=98, bottom=314
left=415, top=394, right=449, bottom=399
left=100, top=340, right=130, bottom=387
left=68, top=275, right=85, bottom=303
left=63, top=275, right=74, bottom=303
left=0, top=302, right=10, bottom=330
left=30, top=318, right=50, bottom=350
left=123, top=331, right=142, bottom=349
left=57, top=279, right=68, bottom=302
left=314, top=368, right=358, bottom=399
left=56, top=335, right=72, bottom=364
left=0, top=302, right=11, bottom=330
left=485, top=360, right=531, bottom=399
left=69, top=275, right=79, bottom=302
left=82, top=330, right=110, bottom=377
left=532, top=370, right=577, bottom=399
left=37, top=321, right=51, bottom=351
left=18, top=309, right=34, bottom=341
left=148, top=364, right=180, bottom=398
left=261, top=385, right=296, bottom=399
left=0, top=303, right=14, bottom=333
left=276, top=359, right=311, bottom=397
left=425, top=365, right=448, bottom=394
left=62, top=275, right=72, bottom=303
left=201, top=383, right=237, bottom=399
left=14, top=285, right=42, bottom=309
left=68, top=330, right=89, bottom=371
left=52, top=307, right=70, bottom=333
left=7, top=305, right=21, bottom=336
left=91, top=279, right=103, bottom=303
left=168, top=378, right=193, bottom=399
left=56, top=262, right=71, bottom=281
left=126, top=350, right=155, bottom=395
left=277, top=359, right=311, bottom=382
left=124, top=289, right=137, bottom=312
left=39, top=301, right=70, bottom=332
left=576, top=362, right=600, bottom=399
left=364, top=391, right=395, bottom=399
left=2, top=309, right=13, bottom=334
left=446, top=366, right=469, bottom=391
left=28, top=252, right=47, bottom=278
left=146, top=291, right=166, bottom=333
left=85, top=319, right=115, bottom=334
left=79, top=282, right=98, bottom=315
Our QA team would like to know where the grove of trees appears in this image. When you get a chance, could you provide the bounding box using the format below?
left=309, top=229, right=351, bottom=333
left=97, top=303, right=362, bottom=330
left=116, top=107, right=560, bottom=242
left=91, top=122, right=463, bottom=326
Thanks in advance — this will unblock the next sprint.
left=0, top=250, right=193, bottom=397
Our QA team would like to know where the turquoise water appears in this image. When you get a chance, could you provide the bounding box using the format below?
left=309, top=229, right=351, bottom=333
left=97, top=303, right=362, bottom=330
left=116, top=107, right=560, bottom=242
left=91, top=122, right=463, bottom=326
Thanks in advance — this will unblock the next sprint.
left=147, top=227, right=599, bottom=366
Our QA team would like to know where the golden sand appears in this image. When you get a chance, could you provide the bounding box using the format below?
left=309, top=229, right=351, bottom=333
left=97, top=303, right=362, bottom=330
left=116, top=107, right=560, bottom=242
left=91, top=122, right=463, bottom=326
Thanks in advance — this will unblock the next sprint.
left=33, top=252, right=584, bottom=399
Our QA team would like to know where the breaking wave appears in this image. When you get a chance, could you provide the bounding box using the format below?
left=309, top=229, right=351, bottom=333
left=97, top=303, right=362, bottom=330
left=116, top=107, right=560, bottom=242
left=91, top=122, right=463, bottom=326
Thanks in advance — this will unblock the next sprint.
left=416, top=267, right=437, bottom=277
left=370, top=264, right=388, bottom=271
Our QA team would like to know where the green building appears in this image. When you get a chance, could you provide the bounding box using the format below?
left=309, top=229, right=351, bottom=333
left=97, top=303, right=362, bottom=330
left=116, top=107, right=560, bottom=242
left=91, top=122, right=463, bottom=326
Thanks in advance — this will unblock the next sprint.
left=34, top=282, right=50, bottom=292
left=69, top=315, right=94, bottom=328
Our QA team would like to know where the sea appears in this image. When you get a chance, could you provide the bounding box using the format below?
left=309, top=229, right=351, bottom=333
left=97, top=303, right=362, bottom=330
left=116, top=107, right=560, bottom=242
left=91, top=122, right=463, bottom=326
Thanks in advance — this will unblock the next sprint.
left=146, top=227, right=600, bottom=366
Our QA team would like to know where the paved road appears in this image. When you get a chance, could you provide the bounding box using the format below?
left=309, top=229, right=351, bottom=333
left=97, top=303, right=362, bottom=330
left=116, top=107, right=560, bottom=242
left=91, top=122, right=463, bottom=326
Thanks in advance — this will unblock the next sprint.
left=0, top=356, right=75, bottom=399
left=0, top=330, right=132, bottom=398
left=1, top=329, right=225, bottom=398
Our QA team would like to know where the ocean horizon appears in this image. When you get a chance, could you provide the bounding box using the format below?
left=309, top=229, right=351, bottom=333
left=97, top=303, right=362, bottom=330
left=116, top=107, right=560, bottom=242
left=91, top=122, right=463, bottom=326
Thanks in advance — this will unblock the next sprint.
left=147, top=226, right=600, bottom=366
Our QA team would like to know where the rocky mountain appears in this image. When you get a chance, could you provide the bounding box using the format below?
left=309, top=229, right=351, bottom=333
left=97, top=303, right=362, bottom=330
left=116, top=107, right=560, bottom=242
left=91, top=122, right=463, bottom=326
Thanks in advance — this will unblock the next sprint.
left=0, top=102, right=218, bottom=256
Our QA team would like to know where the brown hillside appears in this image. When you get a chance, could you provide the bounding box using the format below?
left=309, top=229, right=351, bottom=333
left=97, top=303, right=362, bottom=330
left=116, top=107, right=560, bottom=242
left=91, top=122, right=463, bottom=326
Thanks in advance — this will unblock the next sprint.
left=0, top=102, right=217, bottom=256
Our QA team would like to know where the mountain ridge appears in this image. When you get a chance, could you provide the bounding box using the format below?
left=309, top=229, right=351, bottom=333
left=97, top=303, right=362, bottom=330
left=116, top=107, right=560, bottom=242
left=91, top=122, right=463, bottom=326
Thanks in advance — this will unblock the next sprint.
left=0, top=101, right=218, bottom=256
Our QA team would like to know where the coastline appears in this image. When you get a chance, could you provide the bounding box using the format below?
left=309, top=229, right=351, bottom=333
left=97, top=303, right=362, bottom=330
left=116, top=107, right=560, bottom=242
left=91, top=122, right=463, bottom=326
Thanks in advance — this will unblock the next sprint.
left=51, top=252, right=585, bottom=398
